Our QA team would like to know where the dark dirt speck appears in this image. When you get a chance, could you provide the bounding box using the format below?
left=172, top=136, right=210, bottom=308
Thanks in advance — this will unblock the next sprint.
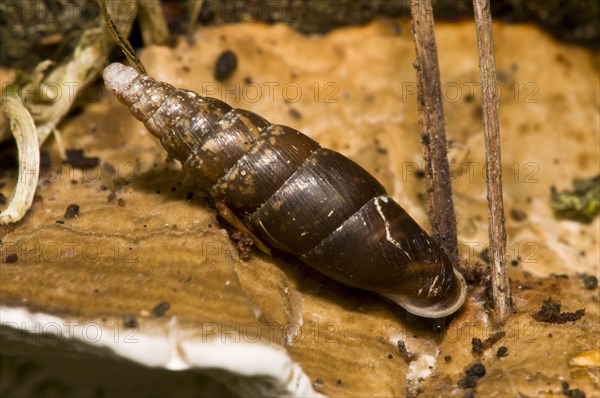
left=214, top=50, right=238, bottom=81
left=480, top=247, right=490, bottom=263
left=583, top=275, right=598, bottom=289
left=466, top=363, right=486, bottom=378
left=152, top=301, right=171, bottom=317
left=562, top=381, right=586, bottom=398
left=510, top=208, right=528, bottom=221
left=458, top=375, right=478, bottom=389
left=471, top=338, right=484, bottom=353
left=123, top=314, right=138, bottom=329
left=288, top=107, right=302, bottom=120
left=4, top=253, right=18, bottom=263
left=64, top=204, right=80, bottom=218
left=496, top=346, right=508, bottom=358
left=64, top=149, right=100, bottom=169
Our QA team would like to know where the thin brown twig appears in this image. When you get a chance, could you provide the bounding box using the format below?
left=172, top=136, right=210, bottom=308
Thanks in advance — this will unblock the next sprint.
left=472, top=0, right=512, bottom=323
left=137, top=0, right=171, bottom=46
left=187, top=0, right=205, bottom=37
left=408, top=0, right=460, bottom=269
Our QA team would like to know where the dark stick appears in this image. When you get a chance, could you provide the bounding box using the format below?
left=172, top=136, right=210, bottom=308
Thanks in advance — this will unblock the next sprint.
left=472, top=0, right=511, bottom=322
left=408, top=0, right=460, bottom=269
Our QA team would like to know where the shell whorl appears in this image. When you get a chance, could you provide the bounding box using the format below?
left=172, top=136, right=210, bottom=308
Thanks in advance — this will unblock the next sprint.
left=103, top=62, right=467, bottom=319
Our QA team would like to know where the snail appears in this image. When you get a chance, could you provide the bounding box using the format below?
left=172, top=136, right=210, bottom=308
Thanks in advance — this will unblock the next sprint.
left=102, top=62, right=467, bottom=319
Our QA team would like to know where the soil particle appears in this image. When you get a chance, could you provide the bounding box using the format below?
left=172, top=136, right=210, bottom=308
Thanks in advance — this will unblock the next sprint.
left=496, top=346, right=508, bottom=358
left=583, top=275, right=598, bottom=289
left=510, top=208, right=528, bottom=221
left=471, top=338, right=484, bottom=353
left=562, top=381, right=586, bottom=398
left=458, top=363, right=487, bottom=390
left=123, top=314, right=138, bottom=329
left=466, top=363, right=486, bottom=378
left=214, top=50, right=238, bottom=81
left=289, top=107, right=302, bottom=120
left=64, top=148, right=100, bottom=169
left=64, top=204, right=80, bottom=218
left=4, top=253, right=18, bottom=263
left=480, top=247, right=490, bottom=263
left=152, top=301, right=171, bottom=317
left=458, top=375, right=478, bottom=389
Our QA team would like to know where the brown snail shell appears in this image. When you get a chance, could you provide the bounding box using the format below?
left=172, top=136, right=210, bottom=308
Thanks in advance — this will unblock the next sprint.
left=103, top=63, right=467, bottom=318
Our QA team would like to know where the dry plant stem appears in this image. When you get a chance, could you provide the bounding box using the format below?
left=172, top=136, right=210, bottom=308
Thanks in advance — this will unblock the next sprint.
left=472, top=0, right=511, bottom=322
left=137, top=0, right=171, bottom=46
left=98, top=0, right=145, bottom=74
left=188, top=0, right=205, bottom=37
left=0, top=95, right=39, bottom=225
left=16, top=0, right=137, bottom=148
left=408, top=0, right=460, bottom=269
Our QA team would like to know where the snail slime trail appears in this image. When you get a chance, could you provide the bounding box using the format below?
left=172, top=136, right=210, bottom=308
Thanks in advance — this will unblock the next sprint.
left=103, top=63, right=467, bottom=319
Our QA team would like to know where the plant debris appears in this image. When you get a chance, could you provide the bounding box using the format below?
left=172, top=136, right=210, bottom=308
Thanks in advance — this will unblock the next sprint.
left=397, top=340, right=417, bottom=363
left=532, top=299, right=585, bottom=324
left=551, top=175, right=599, bottom=222
left=0, top=94, right=39, bottom=225
left=481, top=331, right=506, bottom=349
left=231, top=231, right=254, bottom=259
